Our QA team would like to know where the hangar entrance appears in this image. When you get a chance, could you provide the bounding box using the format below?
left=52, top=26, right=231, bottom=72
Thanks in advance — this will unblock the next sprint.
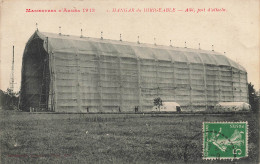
left=19, top=37, right=50, bottom=112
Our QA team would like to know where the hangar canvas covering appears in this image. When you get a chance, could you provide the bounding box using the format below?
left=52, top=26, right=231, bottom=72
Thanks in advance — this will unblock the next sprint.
left=19, top=31, right=248, bottom=112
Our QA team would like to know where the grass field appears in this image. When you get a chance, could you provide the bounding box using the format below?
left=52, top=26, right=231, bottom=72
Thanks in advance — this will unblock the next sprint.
left=0, top=110, right=259, bottom=164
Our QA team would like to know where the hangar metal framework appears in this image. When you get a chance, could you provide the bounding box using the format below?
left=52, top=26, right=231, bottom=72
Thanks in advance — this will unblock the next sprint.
left=19, top=31, right=248, bottom=112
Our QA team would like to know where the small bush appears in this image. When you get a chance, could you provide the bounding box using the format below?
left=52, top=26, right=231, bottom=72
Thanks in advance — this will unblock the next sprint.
left=153, top=97, right=162, bottom=108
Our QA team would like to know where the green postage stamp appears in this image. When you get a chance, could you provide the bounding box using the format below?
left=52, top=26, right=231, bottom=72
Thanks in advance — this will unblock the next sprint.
left=203, top=122, right=248, bottom=160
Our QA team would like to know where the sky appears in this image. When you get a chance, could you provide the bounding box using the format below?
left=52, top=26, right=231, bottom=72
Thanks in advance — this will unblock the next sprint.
left=0, top=0, right=259, bottom=92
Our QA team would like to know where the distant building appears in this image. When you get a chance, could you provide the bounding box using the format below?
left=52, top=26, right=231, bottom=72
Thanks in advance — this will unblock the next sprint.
left=19, top=31, right=248, bottom=112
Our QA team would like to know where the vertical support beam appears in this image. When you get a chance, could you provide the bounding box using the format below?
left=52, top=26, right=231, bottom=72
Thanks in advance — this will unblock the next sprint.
left=196, top=54, right=207, bottom=110
left=52, top=52, right=57, bottom=112
left=49, top=52, right=55, bottom=112
left=169, top=54, right=176, bottom=101
left=239, top=70, right=241, bottom=101
left=97, top=54, right=103, bottom=111
left=44, top=37, right=54, bottom=111
left=39, top=60, right=45, bottom=110
left=218, top=67, right=221, bottom=102
left=118, top=57, right=123, bottom=110
left=155, top=59, right=159, bottom=97
left=75, top=52, right=82, bottom=112
left=246, top=72, right=249, bottom=103
left=137, top=57, right=142, bottom=111
left=231, top=67, right=234, bottom=101
left=45, top=37, right=49, bottom=110
left=208, top=53, right=221, bottom=104
left=46, top=38, right=54, bottom=111
left=188, top=63, right=192, bottom=110
left=182, top=52, right=192, bottom=110
left=10, top=45, right=14, bottom=92
left=172, top=61, right=176, bottom=101
left=202, top=64, right=207, bottom=110
left=70, top=41, right=82, bottom=112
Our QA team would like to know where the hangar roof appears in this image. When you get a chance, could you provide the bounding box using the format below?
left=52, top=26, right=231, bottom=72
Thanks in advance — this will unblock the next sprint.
left=31, top=31, right=246, bottom=72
